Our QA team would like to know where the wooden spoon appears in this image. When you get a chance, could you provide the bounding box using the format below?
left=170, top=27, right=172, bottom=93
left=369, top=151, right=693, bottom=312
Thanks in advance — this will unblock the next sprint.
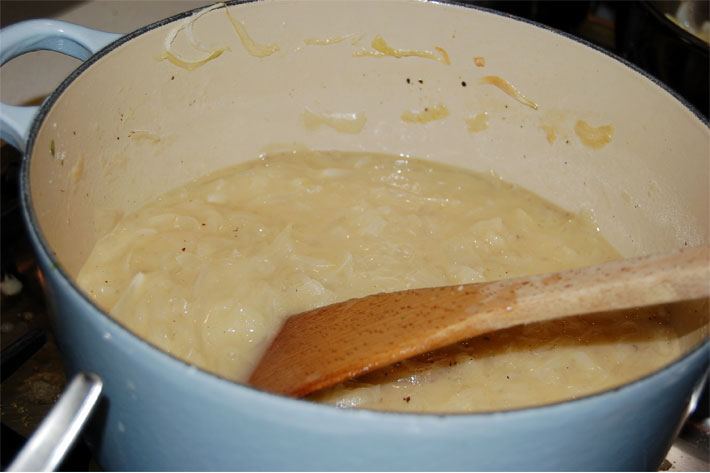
left=249, top=245, right=709, bottom=397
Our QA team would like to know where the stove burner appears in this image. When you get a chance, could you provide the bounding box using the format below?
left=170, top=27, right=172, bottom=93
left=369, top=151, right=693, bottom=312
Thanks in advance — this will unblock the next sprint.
left=0, top=144, right=95, bottom=470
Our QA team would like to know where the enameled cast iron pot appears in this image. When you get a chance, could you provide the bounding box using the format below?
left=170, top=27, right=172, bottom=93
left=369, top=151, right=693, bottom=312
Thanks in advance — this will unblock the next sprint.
left=1, top=1, right=708, bottom=470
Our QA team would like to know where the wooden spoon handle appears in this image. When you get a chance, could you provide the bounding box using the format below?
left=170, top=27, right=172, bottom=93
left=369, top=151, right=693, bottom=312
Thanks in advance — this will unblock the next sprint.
left=457, top=244, right=709, bottom=335
left=249, top=246, right=709, bottom=397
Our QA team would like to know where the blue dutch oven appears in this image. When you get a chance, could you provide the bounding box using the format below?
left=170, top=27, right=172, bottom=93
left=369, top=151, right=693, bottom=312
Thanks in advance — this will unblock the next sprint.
left=1, top=1, right=707, bottom=470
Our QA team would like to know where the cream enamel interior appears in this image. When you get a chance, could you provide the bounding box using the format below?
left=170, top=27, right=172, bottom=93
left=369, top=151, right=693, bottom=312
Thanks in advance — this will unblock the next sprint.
left=29, top=1, right=708, bottom=367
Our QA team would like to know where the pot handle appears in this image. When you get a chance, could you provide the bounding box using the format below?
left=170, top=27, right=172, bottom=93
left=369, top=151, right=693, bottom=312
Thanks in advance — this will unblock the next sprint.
left=0, top=19, right=122, bottom=151
left=7, top=372, right=103, bottom=472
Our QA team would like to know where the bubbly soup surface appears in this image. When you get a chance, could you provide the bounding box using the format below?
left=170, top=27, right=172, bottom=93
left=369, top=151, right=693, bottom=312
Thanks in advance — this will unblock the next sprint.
left=78, top=151, right=681, bottom=412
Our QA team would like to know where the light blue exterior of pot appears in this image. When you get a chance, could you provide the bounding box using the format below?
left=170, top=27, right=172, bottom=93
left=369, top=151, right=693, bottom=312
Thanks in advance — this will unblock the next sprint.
left=5, top=2, right=709, bottom=470
left=28, top=241, right=710, bottom=470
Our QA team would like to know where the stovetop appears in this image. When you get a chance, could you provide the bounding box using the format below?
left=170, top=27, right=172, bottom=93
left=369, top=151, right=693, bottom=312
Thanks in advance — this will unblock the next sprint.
left=0, top=1, right=708, bottom=470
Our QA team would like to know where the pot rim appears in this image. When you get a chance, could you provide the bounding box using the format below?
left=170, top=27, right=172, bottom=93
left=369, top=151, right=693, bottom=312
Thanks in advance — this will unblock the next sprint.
left=18, top=0, right=709, bottom=419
